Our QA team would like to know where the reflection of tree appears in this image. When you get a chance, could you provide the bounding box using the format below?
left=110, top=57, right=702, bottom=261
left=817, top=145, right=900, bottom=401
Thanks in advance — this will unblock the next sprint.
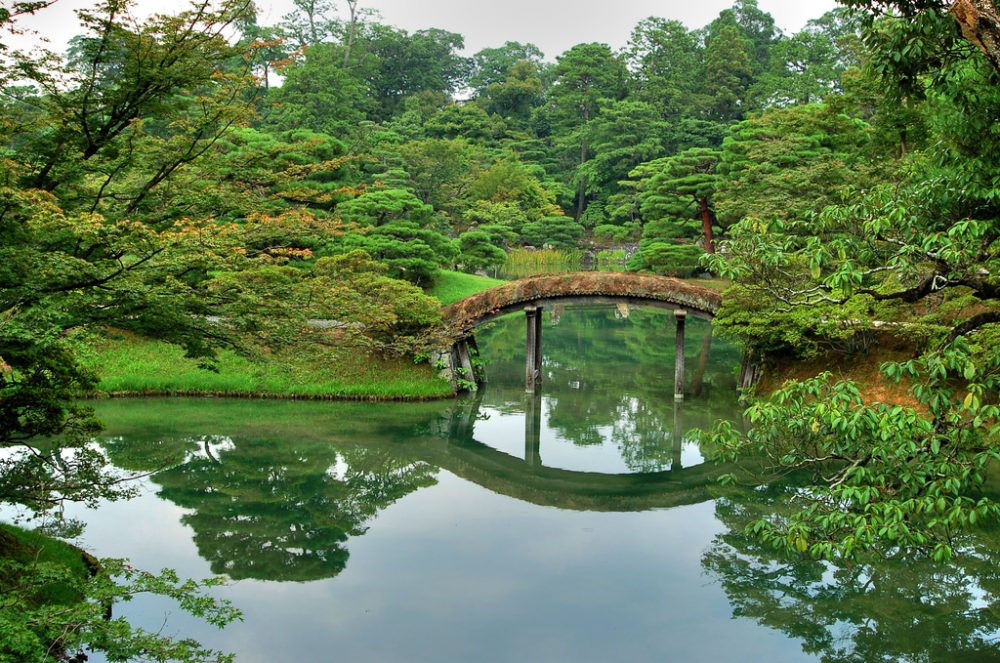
left=105, top=432, right=437, bottom=582
left=703, top=485, right=1000, bottom=662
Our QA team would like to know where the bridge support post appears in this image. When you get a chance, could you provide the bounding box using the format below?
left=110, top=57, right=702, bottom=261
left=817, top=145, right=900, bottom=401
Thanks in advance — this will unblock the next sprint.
left=525, top=305, right=543, bottom=393
left=674, top=309, right=687, bottom=401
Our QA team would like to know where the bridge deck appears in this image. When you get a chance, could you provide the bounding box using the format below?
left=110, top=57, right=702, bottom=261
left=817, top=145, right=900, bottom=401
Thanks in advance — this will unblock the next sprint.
left=442, top=272, right=722, bottom=333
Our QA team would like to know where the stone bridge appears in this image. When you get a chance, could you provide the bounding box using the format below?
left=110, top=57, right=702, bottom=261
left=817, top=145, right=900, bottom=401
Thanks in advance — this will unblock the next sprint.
left=438, top=272, right=723, bottom=397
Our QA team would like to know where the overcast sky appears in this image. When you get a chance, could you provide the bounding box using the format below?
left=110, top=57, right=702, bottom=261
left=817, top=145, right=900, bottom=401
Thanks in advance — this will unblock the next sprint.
left=12, top=0, right=840, bottom=59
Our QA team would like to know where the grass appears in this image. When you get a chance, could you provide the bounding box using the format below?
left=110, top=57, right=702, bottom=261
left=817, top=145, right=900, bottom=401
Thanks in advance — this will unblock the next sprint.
left=85, top=333, right=455, bottom=400
left=503, top=248, right=581, bottom=277
left=428, top=270, right=504, bottom=305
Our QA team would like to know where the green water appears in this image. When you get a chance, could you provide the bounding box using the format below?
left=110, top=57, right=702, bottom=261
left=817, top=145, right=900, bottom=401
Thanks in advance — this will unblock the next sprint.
left=69, top=308, right=998, bottom=662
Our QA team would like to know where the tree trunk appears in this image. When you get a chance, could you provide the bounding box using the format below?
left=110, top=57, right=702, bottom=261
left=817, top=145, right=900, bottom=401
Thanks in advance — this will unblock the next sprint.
left=343, top=0, right=359, bottom=66
left=951, top=0, right=1000, bottom=73
left=699, top=197, right=715, bottom=254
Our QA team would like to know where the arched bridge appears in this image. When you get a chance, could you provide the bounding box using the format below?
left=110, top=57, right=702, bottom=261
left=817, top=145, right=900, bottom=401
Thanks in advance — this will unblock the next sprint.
left=438, top=272, right=723, bottom=397
left=442, top=272, right=721, bottom=333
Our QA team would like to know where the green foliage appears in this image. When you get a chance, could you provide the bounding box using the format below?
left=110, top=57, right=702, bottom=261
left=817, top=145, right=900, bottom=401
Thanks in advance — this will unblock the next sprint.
left=262, top=42, right=370, bottom=136
left=706, top=3, right=1000, bottom=565
left=701, top=14, right=756, bottom=121
left=749, top=10, right=861, bottom=107
left=483, top=60, right=545, bottom=126
left=710, top=337, right=1000, bottom=562
left=360, top=25, right=471, bottom=120
left=458, top=230, right=507, bottom=272
left=348, top=220, right=458, bottom=285
left=467, top=158, right=560, bottom=219
left=715, top=104, right=874, bottom=226
left=625, top=18, right=702, bottom=117
left=521, top=215, right=585, bottom=250
left=336, top=187, right=436, bottom=227
left=629, top=243, right=703, bottom=277
left=469, top=41, right=544, bottom=95
left=6, top=0, right=257, bottom=223
left=0, top=542, right=240, bottom=663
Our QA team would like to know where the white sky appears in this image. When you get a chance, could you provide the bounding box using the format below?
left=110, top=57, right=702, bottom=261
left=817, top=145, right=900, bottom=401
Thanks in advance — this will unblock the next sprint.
left=11, top=0, right=839, bottom=59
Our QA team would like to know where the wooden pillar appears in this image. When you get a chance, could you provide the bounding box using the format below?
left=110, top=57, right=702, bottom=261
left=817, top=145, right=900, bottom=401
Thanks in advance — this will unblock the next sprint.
left=525, top=393, right=542, bottom=466
left=674, top=309, right=687, bottom=401
left=525, top=305, right=543, bottom=393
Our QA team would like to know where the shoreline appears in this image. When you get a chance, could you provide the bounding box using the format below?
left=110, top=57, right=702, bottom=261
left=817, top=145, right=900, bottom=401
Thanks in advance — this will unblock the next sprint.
left=81, top=389, right=457, bottom=403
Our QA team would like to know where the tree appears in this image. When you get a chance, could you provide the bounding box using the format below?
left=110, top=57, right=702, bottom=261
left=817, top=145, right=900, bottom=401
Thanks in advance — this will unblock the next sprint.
left=576, top=99, right=668, bottom=214
left=360, top=24, right=470, bottom=120
left=634, top=147, right=722, bottom=254
left=545, top=43, right=627, bottom=218
left=728, top=0, right=781, bottom=76
left=625, top=18, right=702, bottom=118
left=704, top=9, right=1000, bottom=561
left=468, top=40, right=544, bottom=95
left=458, top=230, right=507, bottom=271
left=750, top=22, right=850, bottom=107
left=715, top=104, right=874, bottom=227
left=700, top=13, right=756, bottom=121
left=483, top=59, right=545, bottom=126
left=262, top=42, right=371, bottom=136
left=279, top=0, right=339, bottom=48
left=399, top=138, right=483, bottom=221
left=7, top=0, right=257, bottom=221
left=348, top=220, right=458, bottom=285
left=838, top=0, right=1000, bottom=75
left=336, top=186, right=436, bottom=227
left=521, top=215, right=584, bottom=250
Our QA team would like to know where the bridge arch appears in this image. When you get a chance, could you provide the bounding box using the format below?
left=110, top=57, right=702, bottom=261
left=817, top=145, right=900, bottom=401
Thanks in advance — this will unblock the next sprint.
left=438, top=272, right=724, bottom=397
left=442, top=272, right=721, bottom=334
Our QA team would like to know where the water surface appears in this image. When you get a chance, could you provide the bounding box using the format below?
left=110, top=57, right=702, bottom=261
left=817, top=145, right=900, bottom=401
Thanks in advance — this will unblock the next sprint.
left=69, top=308, right=999, bottom=662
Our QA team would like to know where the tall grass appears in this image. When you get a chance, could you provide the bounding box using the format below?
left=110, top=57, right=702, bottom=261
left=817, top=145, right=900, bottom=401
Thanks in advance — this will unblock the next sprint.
left=502, top=248, right=582, bottom=278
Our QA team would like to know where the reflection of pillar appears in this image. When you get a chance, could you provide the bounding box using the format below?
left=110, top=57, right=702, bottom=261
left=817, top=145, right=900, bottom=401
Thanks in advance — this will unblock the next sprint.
left=467, top=335, right=485, bottom=384
left=672, top=399, right=684, bottom=470
left=674, top=309, right=687, bottom=401
left=525, top=393, right=542, bottom=466
left=525, top=305, right=543, bottom=393
left=456, top=339, right=476, bottom=391
left=691, top=327, right=713, bottom=398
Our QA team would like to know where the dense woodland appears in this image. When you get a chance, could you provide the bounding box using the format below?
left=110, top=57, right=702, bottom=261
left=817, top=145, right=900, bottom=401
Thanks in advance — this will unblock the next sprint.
left=1, top=0, right=1000, bottom=659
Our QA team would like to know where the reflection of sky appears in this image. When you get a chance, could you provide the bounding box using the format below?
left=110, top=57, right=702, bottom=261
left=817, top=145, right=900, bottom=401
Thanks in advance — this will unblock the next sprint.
left=69, top=472, right=814, bottom=663
left=474, top=403, right=705, bottom=473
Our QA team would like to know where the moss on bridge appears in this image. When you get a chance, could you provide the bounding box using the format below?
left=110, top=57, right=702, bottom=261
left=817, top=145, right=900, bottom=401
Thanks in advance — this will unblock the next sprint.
left=442, top=272, right=723, bottom=333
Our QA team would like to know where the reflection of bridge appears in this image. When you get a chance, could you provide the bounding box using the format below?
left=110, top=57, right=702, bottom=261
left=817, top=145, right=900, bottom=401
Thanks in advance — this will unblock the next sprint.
left=418, top=394, right=734, bottom=512
left=440, top=272, right=723, bottom=398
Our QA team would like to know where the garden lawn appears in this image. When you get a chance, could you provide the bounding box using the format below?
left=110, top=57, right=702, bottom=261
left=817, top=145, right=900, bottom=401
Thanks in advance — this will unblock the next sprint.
left=427, top=270, right=504, bottom=305
left=86, top=333, right=454, bottom=400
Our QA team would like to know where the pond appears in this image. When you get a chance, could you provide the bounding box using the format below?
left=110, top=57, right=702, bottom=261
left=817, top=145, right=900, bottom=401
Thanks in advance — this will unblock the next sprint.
left=68, top=308, right=999, bottom=662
